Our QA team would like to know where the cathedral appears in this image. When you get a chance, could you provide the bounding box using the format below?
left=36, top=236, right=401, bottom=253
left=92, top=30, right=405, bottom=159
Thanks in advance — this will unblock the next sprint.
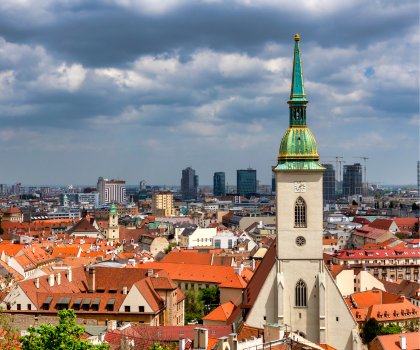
left=239, top=35, right=363, bottom=350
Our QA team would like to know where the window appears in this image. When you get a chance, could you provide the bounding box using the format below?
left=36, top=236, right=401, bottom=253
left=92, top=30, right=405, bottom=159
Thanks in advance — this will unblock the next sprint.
left=336, top=317, right=339, bottom=321
left=295, top=279, right=307, bottom=307
left=17, top=304, right=21, bottom=311
left=125, top=306, right=131, bottom=312
left=139, top=306, right=144, bottom=312
left=185, top=283, right=188, bottom=290
left=228, top=239, right=233, bottom=249
left=294, top=197, right=306, bottom=228
left=6, top=304, right=10, bottom=311
left=27, top=304, right=31, bottom=310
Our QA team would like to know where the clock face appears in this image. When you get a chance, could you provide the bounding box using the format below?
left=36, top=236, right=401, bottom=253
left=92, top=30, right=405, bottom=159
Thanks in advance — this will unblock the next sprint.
left=112, top=217, right=115, bottom=222
left=295, top=181, right=306, bottom=193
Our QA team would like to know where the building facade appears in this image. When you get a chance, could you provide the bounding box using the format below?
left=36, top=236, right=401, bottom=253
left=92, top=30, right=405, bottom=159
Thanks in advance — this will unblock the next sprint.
left=152, top=192, right=173, bottom=217
left=322, top=164, right=335, bottom=200
left=0, top=184, right=7, bottom=194
left=60, top=193, right=99, bottom=206
left=342, top=164, right=363, bottom=196
left=181, top=167, right=198, bottom=200
left=140, top=180, right=146, bottom=191
left=237, top=169, right=257, bottom=198
left=213, top=172, right=226, bottom=197
left=98, top=179, right=126, bottom=204
left=242, top=35, right=362, bottom=350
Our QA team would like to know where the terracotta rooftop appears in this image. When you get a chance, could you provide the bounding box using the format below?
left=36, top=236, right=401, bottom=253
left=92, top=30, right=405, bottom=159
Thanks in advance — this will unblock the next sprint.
left=160, top=251, right=213, bottom=265
left=202, top=301, right=236, bottom=321
left=370, top=332, right=419, bottom=350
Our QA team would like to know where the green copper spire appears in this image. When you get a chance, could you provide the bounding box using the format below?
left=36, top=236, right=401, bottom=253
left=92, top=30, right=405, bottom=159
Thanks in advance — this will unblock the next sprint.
left=275, top=34, right=324, bottom=171
left=110, top=202, right=117, bottom=215
left=288, top=34, right=308, bottom=126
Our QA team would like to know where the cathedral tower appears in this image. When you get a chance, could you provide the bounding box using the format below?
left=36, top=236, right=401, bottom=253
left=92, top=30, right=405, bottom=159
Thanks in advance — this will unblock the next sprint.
left=243, top=35, right=362, bottom=350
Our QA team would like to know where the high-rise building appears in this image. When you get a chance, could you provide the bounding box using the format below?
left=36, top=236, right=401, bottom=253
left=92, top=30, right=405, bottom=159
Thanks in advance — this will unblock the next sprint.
left=213, top=172, right=226, bottom=197
left=181, top=167, right=198, bottom=200
left=140, top=180, right=147, bottom=191
left=97, top=179, right=126, bottom=204
left=12, top=183, right=21, bottom=195
left=152, top=192, right=173, bottom=216
left=322, top=164, right=336, bottom=200
left=242, top=35, right=360, bottom=348
left=237, top=168, right=257, bottom=197
left=342, top=163, right=363, bottom=196
left=0, top=184, right=7, bottom=194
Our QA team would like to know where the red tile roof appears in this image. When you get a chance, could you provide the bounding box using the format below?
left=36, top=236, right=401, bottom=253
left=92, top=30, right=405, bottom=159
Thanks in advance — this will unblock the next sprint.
left=218, top=273, right=248, bottom=289
left=393, top=218, right=418, bottom=231
left=203, top=301, right=236, bottom=321
left=368, top=219, right=394, bottom=231
left=160, top=251, right=213, bottom=265
left=371, top=332, right=419, bottom=350
left=332, top=249, right=420, bottom=259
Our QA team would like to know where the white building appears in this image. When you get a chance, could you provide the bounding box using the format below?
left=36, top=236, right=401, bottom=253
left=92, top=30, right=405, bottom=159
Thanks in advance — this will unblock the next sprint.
left=213, top=231, right=238, bottom=249
left=180, top=227, right=217, bottom=247
left=98, top=179, right=126, bottom=204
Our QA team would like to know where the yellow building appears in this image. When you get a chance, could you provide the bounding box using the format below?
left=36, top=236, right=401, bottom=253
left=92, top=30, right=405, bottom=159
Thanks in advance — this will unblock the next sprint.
left=152, top=192, right=173, bottom=217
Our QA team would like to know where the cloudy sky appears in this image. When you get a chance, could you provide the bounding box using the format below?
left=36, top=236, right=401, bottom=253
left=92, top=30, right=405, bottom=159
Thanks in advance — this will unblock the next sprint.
left=0, top=0, right=418, bottom=187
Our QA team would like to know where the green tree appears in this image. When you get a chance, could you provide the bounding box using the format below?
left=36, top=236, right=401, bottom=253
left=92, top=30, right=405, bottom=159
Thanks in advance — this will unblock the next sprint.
left=412, top=203, right=420, bottom=211
left=164, top=243, right=178, bottom=254
left=361, top=318, right=382, bottom=344
left=403, top=319, right=419, bottom=333
left=389, top=201, right=394, bottom=208
left=381, top=324, right=401, bottom=335
left=399, top=203, right=403, bottom=209
left=199, top=287, right=220, bottom=314
left=184, top=288, right=204, bottom=324
left=19, top=309, right=109, bottom=350
left=352, top=200, right=358, bottom=206
left=0, top=217, right=3, bottom=235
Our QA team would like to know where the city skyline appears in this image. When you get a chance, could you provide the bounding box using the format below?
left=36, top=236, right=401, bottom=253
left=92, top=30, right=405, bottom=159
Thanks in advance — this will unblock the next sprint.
left=0, top=1, right=418, bottom=186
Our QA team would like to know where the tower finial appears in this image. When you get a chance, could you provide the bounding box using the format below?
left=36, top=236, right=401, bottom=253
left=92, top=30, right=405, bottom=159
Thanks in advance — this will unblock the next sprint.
left=295, top=33, right=300, bottom=41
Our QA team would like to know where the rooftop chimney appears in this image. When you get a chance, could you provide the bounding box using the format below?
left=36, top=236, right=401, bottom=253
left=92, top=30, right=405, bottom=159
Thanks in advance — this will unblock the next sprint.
left=228, top=333, right=237, bottom=350
left=123, top=286, right=127, bottom=295
left=68, top=269, right=72, bottom=282
left=48, top=274, right=54, bottom=287
left=107, top=320, right=117, bottom=331
left=57, top=273, right=61, bottom=285
left=399, top=335, right=406, bottom=350
left=148, top=269, right=153, bottom=277
left=218, top=337, right=228, bottom=350
left=179, top=338, right=186, bottom=350
left=88, top=268, right=96, bottom=293
left=252, top=259, right=256, bottom=272
left=194, top=328, right=208, bottom=350
left=35, top=278, right=39, bottom=289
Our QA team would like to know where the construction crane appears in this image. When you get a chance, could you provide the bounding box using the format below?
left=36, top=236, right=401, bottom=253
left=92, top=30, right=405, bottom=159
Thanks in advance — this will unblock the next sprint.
left=353, top=157, right=369, bottom=196
left=320, top=157, right=343, bottom=185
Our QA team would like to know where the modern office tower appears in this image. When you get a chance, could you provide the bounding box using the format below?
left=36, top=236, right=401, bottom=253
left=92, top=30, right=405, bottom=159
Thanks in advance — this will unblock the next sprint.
left=139, top=180, right=147, bottom=191
left=322, top=164, right=336, bottom=200
left=152, top=192, right=173, bottom=216
left=213, top=172, right=226, bottom=197
left=342, top=163, right=363, bottom=196
left=97, top=179, right=126, bottom=204
left=181, top=167, right=198, bottom=200
left=0, top=184, right=7, bottom=194
left=12, top=183, right=21, bottom=195
left=237, top=168, right=257, bottom=197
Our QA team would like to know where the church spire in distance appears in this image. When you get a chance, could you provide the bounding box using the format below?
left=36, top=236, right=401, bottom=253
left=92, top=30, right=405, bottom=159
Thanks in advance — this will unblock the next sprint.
left=275, top=34, right=324, bottom=171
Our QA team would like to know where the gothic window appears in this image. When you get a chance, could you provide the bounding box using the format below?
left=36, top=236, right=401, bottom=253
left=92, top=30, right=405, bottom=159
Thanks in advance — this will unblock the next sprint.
left=295, top=279, right=307, bottom=307
left=294, top=197, right=306, bottom=228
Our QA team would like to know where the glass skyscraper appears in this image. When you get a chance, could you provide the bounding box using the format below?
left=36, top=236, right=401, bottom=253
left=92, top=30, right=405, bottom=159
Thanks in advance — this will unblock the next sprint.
left=322, top=164, right=336, bottom=200
left=342, top=163, right=363, bottom=196
left=237, top=168, right=257, bottom=198
left=181, top=167, right=198, bottom=200
left=213, top=172, right=226, bottom=197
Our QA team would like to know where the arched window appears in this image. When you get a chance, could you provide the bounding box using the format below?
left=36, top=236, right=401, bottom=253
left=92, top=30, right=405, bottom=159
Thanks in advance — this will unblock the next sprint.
left=295, top=279, right=307, bottom=307
left=294, top=197, right=306, bottom=228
